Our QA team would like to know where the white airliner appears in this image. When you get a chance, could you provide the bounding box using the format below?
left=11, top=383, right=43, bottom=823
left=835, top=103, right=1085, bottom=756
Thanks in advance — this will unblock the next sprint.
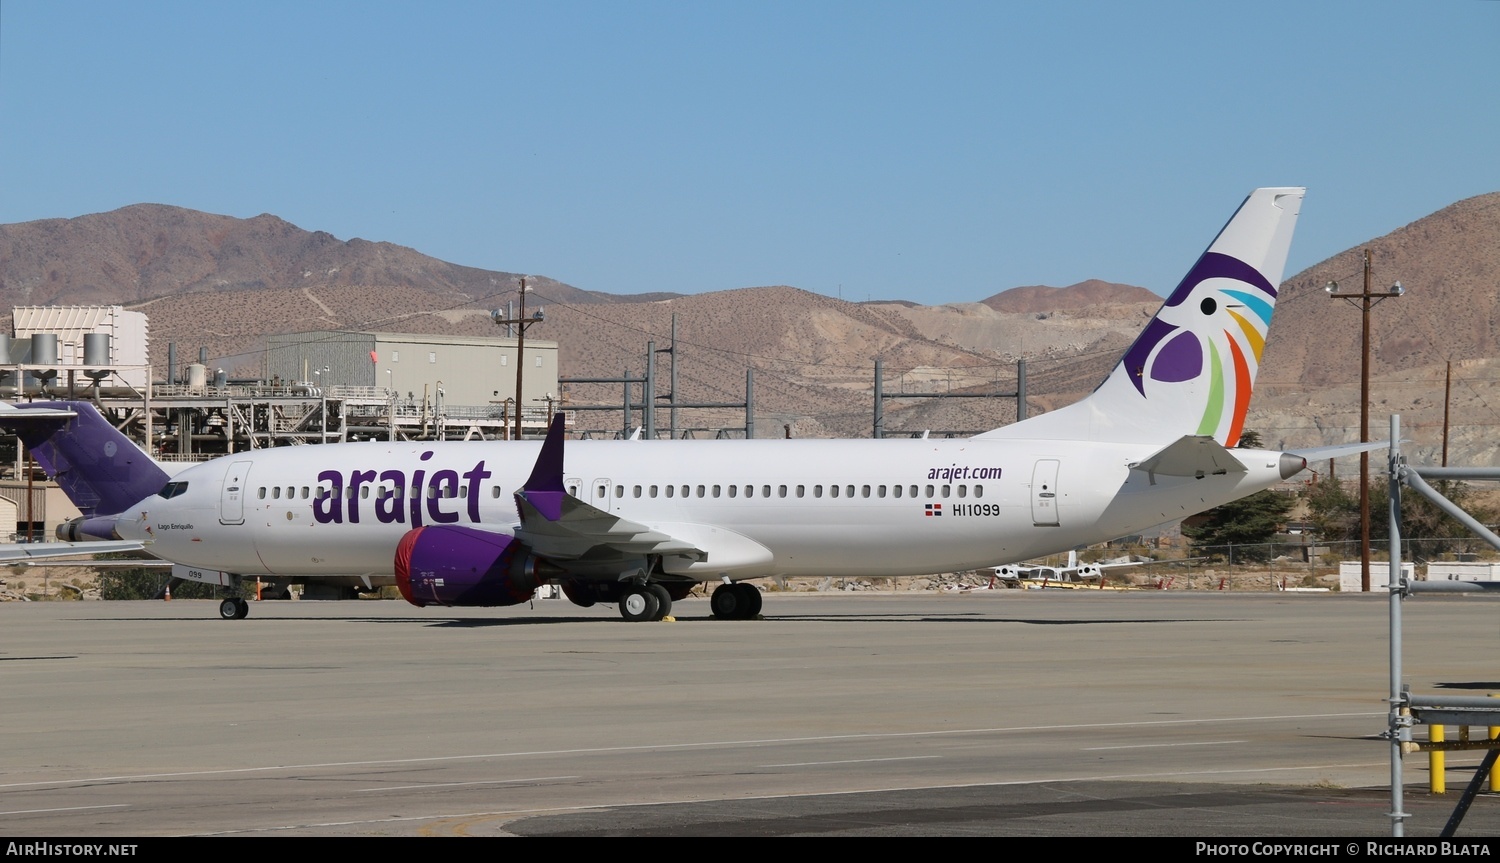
left=2, top=187, right=1352, bottom=622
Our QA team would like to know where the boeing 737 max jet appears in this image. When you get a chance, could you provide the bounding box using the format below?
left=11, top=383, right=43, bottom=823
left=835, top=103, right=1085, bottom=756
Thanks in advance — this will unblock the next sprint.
left=2, top=187, right=1349, bottom=621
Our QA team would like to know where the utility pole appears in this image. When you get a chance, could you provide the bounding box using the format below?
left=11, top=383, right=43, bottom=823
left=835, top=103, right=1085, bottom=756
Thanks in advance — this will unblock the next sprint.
left=1326, top=249, right=1405, bottom=591
left=491, top=277, right=546, bottom=440
left=1442, top=360, right=1452, bottom=468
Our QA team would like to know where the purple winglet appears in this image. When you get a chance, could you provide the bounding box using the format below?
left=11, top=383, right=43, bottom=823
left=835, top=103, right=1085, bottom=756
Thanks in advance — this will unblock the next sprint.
left=518, top=413, right=567, bottom=522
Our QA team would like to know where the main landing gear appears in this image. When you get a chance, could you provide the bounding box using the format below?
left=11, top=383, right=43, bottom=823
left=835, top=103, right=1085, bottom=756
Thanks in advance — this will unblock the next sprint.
left=619, top=582, right=674, bottom=622
left=218, top=597, right=249, bottom=620
left=710, top=582, right=762, bottom=621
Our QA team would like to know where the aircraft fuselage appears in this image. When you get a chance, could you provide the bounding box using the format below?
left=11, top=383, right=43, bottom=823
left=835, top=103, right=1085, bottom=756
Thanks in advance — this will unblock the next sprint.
left=114, top=436, right=1291, bottom=582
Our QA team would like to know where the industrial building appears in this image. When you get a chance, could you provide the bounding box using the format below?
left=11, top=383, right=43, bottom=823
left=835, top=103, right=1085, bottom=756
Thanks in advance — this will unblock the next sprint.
left=0, top=308, right=561, bottom=541
left=265, top=330, right=559, bottom=415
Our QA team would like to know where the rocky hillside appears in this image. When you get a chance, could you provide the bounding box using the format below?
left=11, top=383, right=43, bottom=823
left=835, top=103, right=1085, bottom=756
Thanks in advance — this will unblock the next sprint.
left=3, top=192, right=1499, bottom=459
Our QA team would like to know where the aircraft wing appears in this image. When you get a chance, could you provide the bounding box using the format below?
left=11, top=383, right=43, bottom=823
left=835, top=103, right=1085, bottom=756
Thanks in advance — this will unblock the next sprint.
left=991, top=563, right=1046, bottom=578
left=1130, top=435, right=1247, bottom=482
left=514, top=492, right=708, bottom=562
left=0, top=539, right=146, bottom=561
left=510, top=414, right=708, bottom=564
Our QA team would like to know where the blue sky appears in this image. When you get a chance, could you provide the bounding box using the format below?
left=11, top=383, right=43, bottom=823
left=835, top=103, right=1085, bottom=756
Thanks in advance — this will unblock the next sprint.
left=1, top=1, right=1495, bottom=304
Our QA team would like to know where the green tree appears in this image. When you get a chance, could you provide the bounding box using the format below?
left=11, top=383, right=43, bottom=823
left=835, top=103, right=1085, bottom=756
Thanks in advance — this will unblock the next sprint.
left=1181, top=430, right=1294, bottom=562
left=1302, top=474, right=1359, bottom=545
left=1182, top=489, right=1294, bottom=562
left=97, top=565, right=232, bottom=600
left=1301, top=474, right=1498, bottom=561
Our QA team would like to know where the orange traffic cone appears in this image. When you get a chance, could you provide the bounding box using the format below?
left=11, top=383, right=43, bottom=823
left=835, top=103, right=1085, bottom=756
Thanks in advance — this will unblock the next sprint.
left=163, top=583, right=172, bottom=601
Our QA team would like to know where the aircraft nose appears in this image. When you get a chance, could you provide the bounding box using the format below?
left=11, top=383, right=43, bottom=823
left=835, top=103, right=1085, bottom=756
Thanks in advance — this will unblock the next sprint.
left=114, top=513, right=149, bottom=541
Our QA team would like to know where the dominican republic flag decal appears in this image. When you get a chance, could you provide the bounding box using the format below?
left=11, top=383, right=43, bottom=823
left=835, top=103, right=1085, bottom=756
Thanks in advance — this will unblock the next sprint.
left=925, top=503, right=942, bottom=517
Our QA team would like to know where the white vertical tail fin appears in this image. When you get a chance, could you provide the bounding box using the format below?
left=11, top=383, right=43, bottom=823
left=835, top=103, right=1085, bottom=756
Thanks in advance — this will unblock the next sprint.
left=978, top=187, right=1304, bottom=445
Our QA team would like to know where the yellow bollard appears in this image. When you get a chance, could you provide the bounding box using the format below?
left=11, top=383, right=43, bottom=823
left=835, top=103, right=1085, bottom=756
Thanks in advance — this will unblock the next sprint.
left=1491, top=694, right=1500, bottom=793
left=1431, top=724, right=1446, bottom=794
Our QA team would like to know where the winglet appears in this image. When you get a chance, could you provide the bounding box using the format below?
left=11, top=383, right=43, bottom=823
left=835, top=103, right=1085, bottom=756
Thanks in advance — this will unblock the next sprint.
left=518, top=413, right=568, bottom=522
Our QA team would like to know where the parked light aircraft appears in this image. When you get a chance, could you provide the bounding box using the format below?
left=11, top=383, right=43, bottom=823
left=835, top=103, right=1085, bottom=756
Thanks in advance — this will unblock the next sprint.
left=991, top=550, right=1147, bottom=586
left=3, top=187, right=1352, bottom=622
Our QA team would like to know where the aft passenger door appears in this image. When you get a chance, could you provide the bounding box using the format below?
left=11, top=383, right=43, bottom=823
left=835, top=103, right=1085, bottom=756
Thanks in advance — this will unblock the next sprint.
left=219, top=460, right=252, bottom=525
left=1031, top=459, right=1060, bottom=527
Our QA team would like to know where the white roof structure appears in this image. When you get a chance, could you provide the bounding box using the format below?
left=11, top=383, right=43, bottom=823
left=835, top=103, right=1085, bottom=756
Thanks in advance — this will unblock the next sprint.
left=11, top=305, right=150, bottom=388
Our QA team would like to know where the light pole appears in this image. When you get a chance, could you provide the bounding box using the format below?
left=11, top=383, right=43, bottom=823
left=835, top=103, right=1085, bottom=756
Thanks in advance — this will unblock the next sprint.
left=1326, top=249, right=1405, bottom=591
left=492, top=277, right=546, bottom=440
left=313, top=366, right=330, bottom=443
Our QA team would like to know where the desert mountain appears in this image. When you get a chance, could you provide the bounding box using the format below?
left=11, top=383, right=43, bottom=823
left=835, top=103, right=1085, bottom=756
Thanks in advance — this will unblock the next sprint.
left=3, top=193, right=1500, bottom=460
left=979, top=279, right=1159, bottom=314
left=0, top=203, right=671, bottom=309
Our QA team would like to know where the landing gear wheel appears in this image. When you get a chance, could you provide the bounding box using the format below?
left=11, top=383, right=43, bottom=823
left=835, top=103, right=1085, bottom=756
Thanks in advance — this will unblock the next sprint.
left=711, top=583, right=762, bottom=620
left=734, top=582, right=762, bottom=617
left=646, top=583, right=672, bottom=620
left=219, top=598, right=249, bottom=620
left=710, top=584, right=740, bottom=619
left=619, top=586, right=661, bottom=622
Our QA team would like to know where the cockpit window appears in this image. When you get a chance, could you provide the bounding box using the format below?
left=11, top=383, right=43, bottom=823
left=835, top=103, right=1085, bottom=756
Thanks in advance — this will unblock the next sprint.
left=157, top=481, right=190, bottom=499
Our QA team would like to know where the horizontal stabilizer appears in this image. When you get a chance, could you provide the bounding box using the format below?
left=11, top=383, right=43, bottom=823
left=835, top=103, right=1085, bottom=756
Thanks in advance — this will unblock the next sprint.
left=1286, top=440, right=1390, bottom=461
left=1130, top=435, right=1247, bottom=481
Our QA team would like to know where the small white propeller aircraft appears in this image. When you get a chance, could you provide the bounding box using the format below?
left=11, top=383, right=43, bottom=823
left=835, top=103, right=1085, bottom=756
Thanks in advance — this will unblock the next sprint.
left=991, top=550, right=1148, bottom=587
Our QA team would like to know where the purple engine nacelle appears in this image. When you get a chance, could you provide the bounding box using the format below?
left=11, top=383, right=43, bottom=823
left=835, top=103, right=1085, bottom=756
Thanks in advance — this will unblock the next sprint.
left=395, top=524, right=554, bottom=607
